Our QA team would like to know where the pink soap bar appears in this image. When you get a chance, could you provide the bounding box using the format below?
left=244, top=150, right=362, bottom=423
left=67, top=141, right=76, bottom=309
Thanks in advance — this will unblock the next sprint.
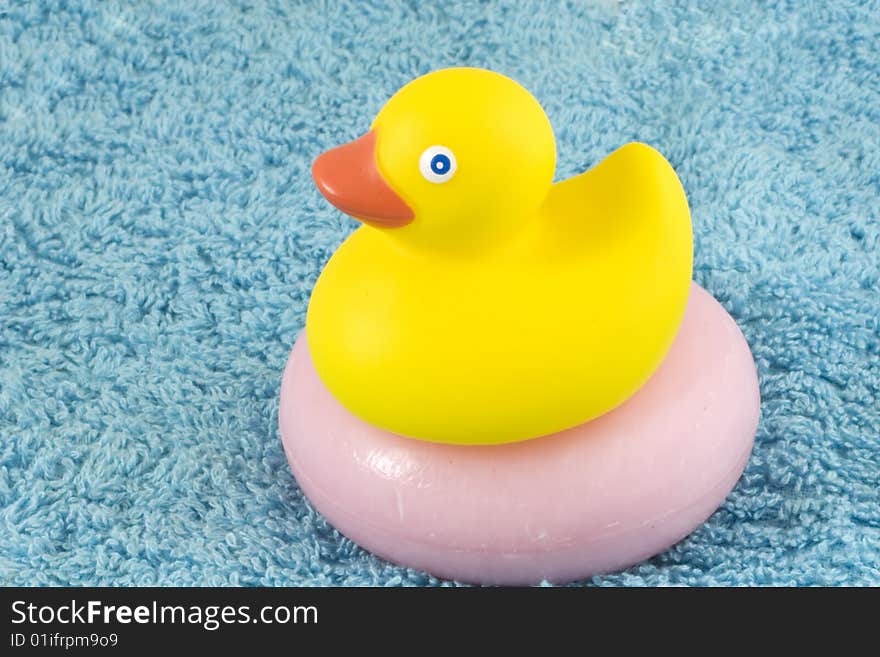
left=279, top=284, right=760, bottom=584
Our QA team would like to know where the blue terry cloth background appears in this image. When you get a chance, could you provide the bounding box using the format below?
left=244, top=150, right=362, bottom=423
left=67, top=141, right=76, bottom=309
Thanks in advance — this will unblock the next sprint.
left=1, top=0, right=878, bottom=586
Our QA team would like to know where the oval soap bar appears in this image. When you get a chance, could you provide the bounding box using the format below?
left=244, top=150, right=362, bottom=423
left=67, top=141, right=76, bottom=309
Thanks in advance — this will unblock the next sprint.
left=279, top=284, right=760, bottom=584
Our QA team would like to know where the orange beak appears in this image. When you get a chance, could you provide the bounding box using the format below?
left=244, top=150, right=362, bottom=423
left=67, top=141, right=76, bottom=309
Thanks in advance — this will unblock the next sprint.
left=311, top=130, right=414, bottom=228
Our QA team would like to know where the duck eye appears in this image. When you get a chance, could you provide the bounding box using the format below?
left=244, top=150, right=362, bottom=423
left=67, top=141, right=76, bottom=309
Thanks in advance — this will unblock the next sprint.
left=419, top=146, right=457, bottom=183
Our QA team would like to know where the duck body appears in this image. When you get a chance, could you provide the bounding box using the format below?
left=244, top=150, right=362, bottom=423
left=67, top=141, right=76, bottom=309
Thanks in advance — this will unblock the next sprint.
left=307, top=135, right=692, bottom=444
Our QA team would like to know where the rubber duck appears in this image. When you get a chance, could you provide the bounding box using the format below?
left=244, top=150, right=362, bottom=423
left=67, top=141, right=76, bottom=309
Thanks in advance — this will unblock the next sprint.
left=306, top=67, right=693, bottom=445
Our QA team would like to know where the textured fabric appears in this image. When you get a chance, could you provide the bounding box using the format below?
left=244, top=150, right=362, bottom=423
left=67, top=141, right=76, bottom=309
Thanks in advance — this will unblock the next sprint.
left=1, top=0, right=878, bottom=586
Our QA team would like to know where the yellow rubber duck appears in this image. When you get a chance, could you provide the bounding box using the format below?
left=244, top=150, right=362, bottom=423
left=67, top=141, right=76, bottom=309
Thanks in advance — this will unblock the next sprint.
left=307, top=67, right=693, bottom=445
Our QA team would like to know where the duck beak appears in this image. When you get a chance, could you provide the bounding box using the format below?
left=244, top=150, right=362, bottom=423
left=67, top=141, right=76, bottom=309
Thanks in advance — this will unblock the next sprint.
left=312, top=130, right=414, bottom=228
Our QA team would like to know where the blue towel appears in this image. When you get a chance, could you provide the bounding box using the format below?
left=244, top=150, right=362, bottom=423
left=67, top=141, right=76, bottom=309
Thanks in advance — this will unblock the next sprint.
left=1, top=0, right=877, bottom=586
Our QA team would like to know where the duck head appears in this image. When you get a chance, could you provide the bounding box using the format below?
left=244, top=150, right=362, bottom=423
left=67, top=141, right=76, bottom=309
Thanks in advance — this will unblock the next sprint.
left=312, top=68, right=556, bottom=252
